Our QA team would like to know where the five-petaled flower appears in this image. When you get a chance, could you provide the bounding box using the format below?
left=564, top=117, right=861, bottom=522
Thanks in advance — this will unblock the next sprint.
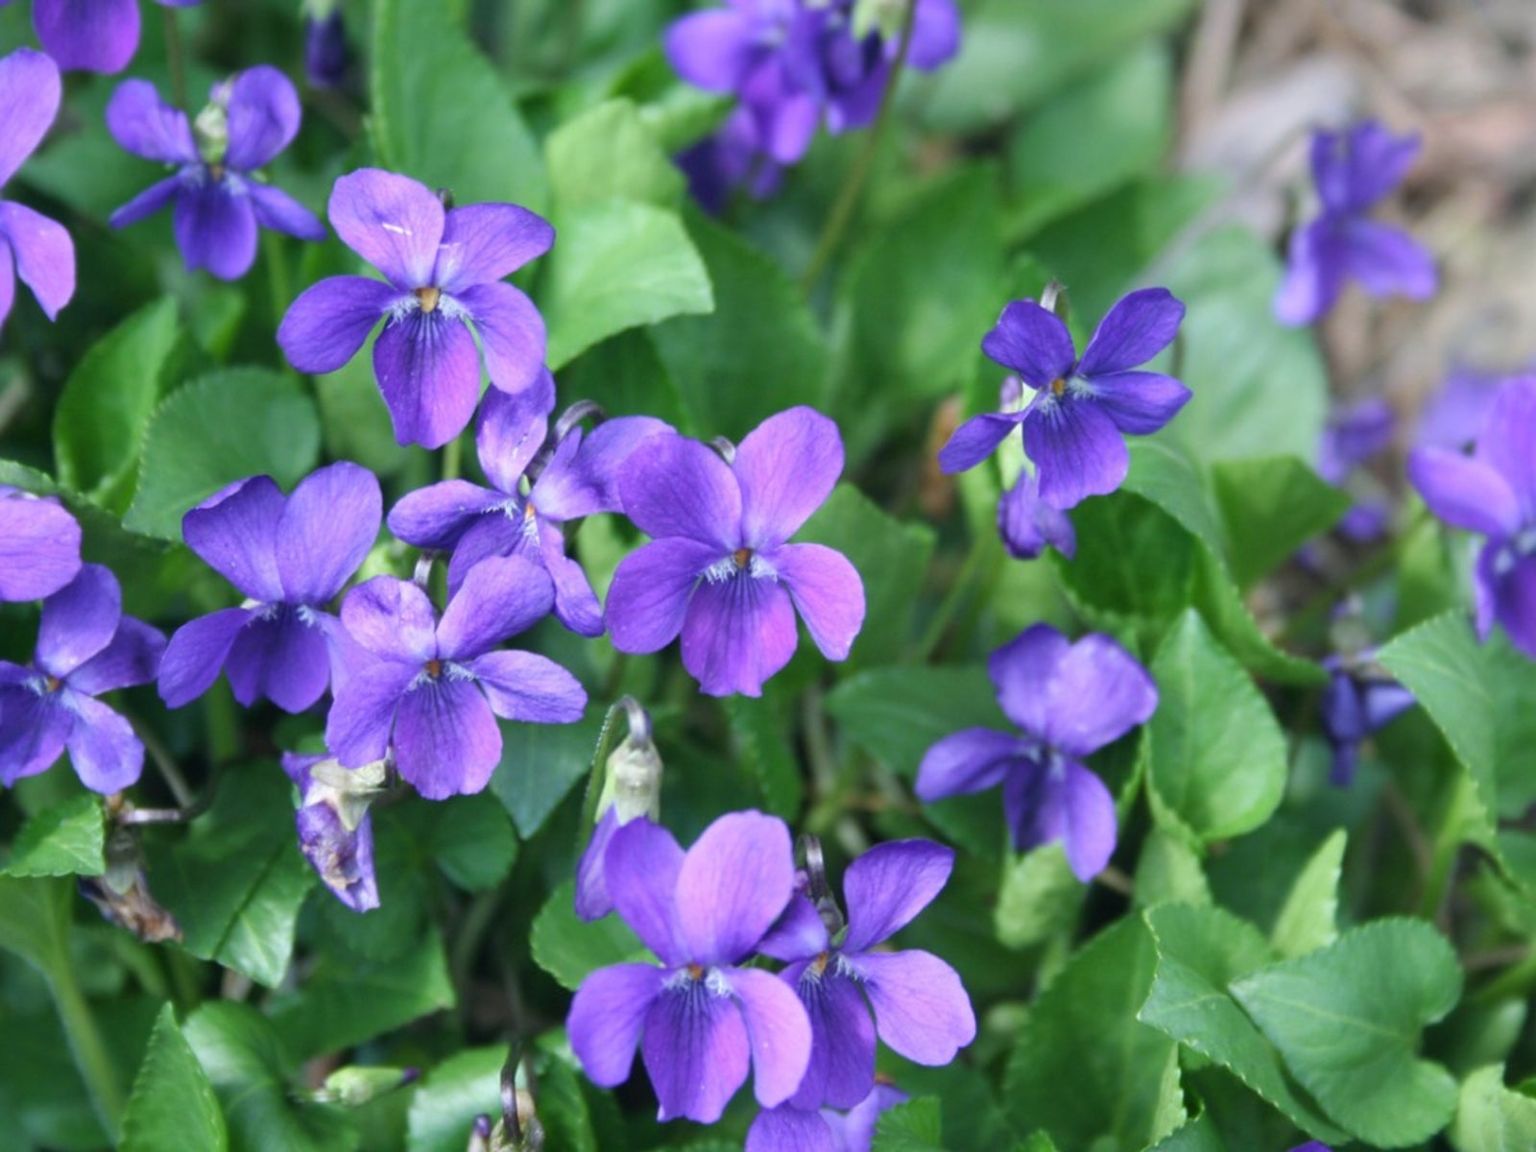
left=388, top=369, right=668, bottom=634
left=939, top=288, right=1190, bottom=509
left=278, top=168, right=554, bottom=448
left=606, top=407, right=866, bottom=697
left=568, top=811, right=812, bottom=1123
left=28, top=0, right=201, bottom=74
left=1274, top=121, right=1436, bottom=326
left=0, top=565, right=166, bottom=793
left=158, top=463, right=382, bottom=714
left=748, top=1082, right=908, bottom=1152
left=0, top=48, right=75, bottom=332
left=1409, top=377, right=1536, bottom=659
left=107, top=66, right=326, bottom=281
left=282, top=751, right=383, bottom=912
left=917, top=624, right=1157, bottom=880
left=326, top=556, right=586, bottom=799
left=0, top=486, right=81, bottom=602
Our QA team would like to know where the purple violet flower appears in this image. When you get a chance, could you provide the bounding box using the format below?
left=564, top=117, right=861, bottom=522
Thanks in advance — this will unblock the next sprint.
left=107, top=66, right=325, bottom=281
left=567, top=811, right=812, bottom=1123
left=387, top=370, right=669, bottom=635
left=303, top=0, right=348, bottom=89
left=282, top=750, right=382, bottom=912
left=1318, top=395, right=1395, bottom=543
left=0, top=565, right=166, bottom=793
left=278, top=168, right=554, bottom=449
left=817, top=0, right=960, bottom=135
left=676, top=106, right=784, bottom=215
left=1409, top=377, right=1536, bottom=658
left=0, top=486, right=81, bottom=602
left=998, top=470, right=1075, bottom=560
left=606, top=407, right=866, bottom=697
left=749, top=1083, right=908, bottom=1152
left=1320, top=653, right=1414, bottom=786
left=1274, top=121, right=1436, bottom=326
left=325, top=556, right=586, bottom=799
left=30, top=0, right=201, bottom=75
left=939, top=289, right=1190, bottom=509
left=756, top=840, right=974, bottom=1111
left=0, top=49, right=75, bottom=331
left=158, top=463, right=381, bottom=714
left=1418, top=367, right=1513, bottom=451
left=917, top=624, right=1157, bottom=880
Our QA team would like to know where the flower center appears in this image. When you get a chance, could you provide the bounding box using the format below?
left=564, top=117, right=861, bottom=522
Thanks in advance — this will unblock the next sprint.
left=686, top=963, right=705, bottom=981
left=1050, top=377, right=1067, bottom=397
left=415, top=286, right=441, bottom=313
left=811, top=952, right=830, bottom=976
left=733, top=547, right=753, bottom=569
left=424, top=659, right=443, bottom=679
left=43, top=675, right=61, bottom=693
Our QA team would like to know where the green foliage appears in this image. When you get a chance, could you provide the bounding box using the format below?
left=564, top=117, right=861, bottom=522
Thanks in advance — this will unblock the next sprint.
left=529, top=880, right=648, bottom=992
left=491, top=713, right=606, bottom=838
left=873, top=1097, right=944, bottom=1152
left=1451, top=1065, right=1536, bottom=1152
left=5, top=794, right=106, bottom=878
left=1269, top=830, right=1346, bottom=959
left=120, top=1005, right=228, bottom=1152
left=404, top=1047, right=503, bottom=1152
left=1209, top=456, right=1349, bottom=588
left=546, top=99, right=684, bottom=210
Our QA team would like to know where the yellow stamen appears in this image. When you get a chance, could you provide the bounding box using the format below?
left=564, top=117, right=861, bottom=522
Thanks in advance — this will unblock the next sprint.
left=416, top=286, right=441, bottom=313
left=424, top=659, right=443, bottom=678
left=733, top=548, right=752, bottom=569
left=1050, top=377, right=1066, bottom=397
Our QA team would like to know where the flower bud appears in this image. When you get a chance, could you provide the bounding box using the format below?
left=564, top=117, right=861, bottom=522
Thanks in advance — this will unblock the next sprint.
left=193, top=89, right=230, bottom=168
left=282, top=752, right=387, bottom=912
left=316, top=1065, right=418, bottom=1107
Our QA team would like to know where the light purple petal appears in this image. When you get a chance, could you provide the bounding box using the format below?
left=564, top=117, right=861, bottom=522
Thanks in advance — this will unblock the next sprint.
left=0, top=684, right=70, bottom=785
left=275, top=462, right=381, bottom=604
left=841, top=840, right=954, bottom=953
left=1407, top=447, right=1519, bottom=538
left=69, top=618, right=165, bottom=696
left=174, top=177, right=258, bottom=281
left=909, top=0, right=961, bottom=69
left=224, top=610, right=332, bottom=713
left=106, top=78, right=194, bottom=161
left=456, top=280, right=546, bottom=396
left=620, top=432, right=741, bottom=548
left=765, top=92, right=819, bottom=164
left=0, top=492, right=80, bottom=601
left=437, top=555, right=554, bottom=660
left=107, top=175, right=180, bottom=231
left=466, top=649, right=585, bottom=723
left=644, top=978, right=750, bottom=1123
left=988, top=623, right=1070, bottom=735
left=981, top=300, right=1076, bottom=388
left=183, top=475, right=285, bottom=601
left=731, top=965, right=814, bottom=1109
left=0, top=202, right=73, bottom=320
left=433, top=202, right=554, bottom=294
left=339, top=576, right=437, bottom=663
left=373, top=308, right=481, bottom=449
left=574, top=807, right=622, bottom=922
left=665, top=9, right=755, bottom=91
left=1273, top=220, right=1346, bottom=327
left=36, top=564, right=121, bottom=679
left=757, top=893, right=828, bottom=963
left=1343, top=220, right=1436, bottom=301
left=387, top=480, right=502, bottom=551
left=538, top=521, right=605, bottom=637
left=748, top=1107, right=837, bottom=1152
left=277, top=275, right=395, bottom=375
left=1474, top=378, right=1536, bottom=522
left=157, top=608, right=251, bottom=708
left=531, top=415, right=672, bottom=521
left=1087, top=371, right=1191, bottom=436
left=914, top=728, right=1018, bottom=802
left=1077, top=288, right=1185, bottom=377
left=676, top=810, right=794, bottom=966
left=1022, top=397, right=1129, bottom=510
left=1041, top=634, right=1158, bottom=757
left=771, top=542, right=865, bottom=663
left=1314, top=121, right=1420, bottom=214
left=936, top=411, right=1024, bottom=474
left=393, top=676, right=502, bottom=798
left=568, top=963, right=664, bottom=1086
left=0, top=48, right=62, bottom=182
left=735, top=407, right=844, bottom=548
left=34, top=0, right=140, bottom=74
left=444, top=512, right=528, bottom=595
left=786, top=967, right=875, bottom=1110
left=325, top=659, right=413, bottom=767
left=997, top=470, right=1075, bottom=560
left=827, top=1084, right=909, bottom=1152
left=1059, top=760, right=1118, bottom=880
left=328, top=167, right=444, bottom=289
left=224, top=65, right=301, bottom=171
left=247, top=183, right=326, bottom=241
left=848, top=949, right=974, bottom=1065
left=475, top=372, right=554, bottom=494
left=606, top=538, right=717, bottom=654
left=63, top=693, right=142, bottom=793
left=295, top=801, right=378, bottom=912
left=607, top=817, right=687, bottom=965
left=680, top=572, right=798, bottom=698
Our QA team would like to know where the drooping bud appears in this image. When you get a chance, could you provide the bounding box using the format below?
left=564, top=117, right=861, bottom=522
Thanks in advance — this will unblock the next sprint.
left=282, top=752, right=388, bottom=912
left=575, top=698, right=662, bottom=921
left=853, top=0, right=907, bottom=41
left=315, top=1065, right=418, bottom=1107
left=302, top=0, right=348, bottom=89
left=79, top=823, right=181, bottom=943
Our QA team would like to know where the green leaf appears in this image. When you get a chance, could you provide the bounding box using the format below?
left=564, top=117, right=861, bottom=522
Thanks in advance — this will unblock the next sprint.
left=872, top=1097, right=943, bottom=1152
left=546, top=99, right=683, bottom=210
left=826, top=666, right=1003, bottom=779
left=0, top=874, right=71, bottom=973
left=541, top=199, right=713, bottom=369
left=995, top=843, right=1084, bottom=950
left=183, top=1002, right=355, bottom=1152
left=490, top=713, right=605, bottom=839
left=1134, top=827, right=1211, bottom=909
left=529, top=880, right=647, bottom=992
left=527, top=1052, right=599, bottom=1152
left=1148, top=1111, right=1226, bottom=1152
left=421, top=793, right=519, bottom=892
left=1269, top=830, right=1346, bottom=959
left=1145, top=610, right=1287, bottom=843
left=1122, top=440, right=1228, bottom=559
left=1139, top=904, right=1346, bottom=1142
left=314, top=357, right=415, bottom=480
left=650, top=210, right=828, bottom=439
left=5, top=794, right=106, bottom=878
left=726, top=691, right=804, bottom=820
left=1230, top=918, right=1462, bottom=1147
left=405, top=1047, right=502, bottom=1152
left=1451, top=1065, right=1536, bottom=1152
left=370, top=0, right=546, bottom=210
left=123, top=369, right=321, bottom=541
left=120, top=1004, right=228, bottom=1152
left=53, top=299, right=180, bottom=509
left=1210, top=456, right=1349, bottom=587
left=1003, top=917, right=1179, bottom=1149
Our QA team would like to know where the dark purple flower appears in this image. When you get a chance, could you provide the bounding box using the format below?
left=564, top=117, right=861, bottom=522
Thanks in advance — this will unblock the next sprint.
left=1409, top=378, right=1536, bottom=658
left=1320, top=653, right=1414, bottom=786
left=606, top=408, right=866, bottom=697
left=278, top=169, right=553, bottom=449
left=107, top=66, right=325, bottom=281
left=1289, top=1145, right=1331, bottom=1152
left=0, top=486, right=81, bottom=602
left=387, top=370, right=669, bottom=635
left=325, top=556, right=586, bottom=799
left=676, top=107, right=784, bottom=215
left=1318, top=395, right=1395, bottom=543
left=281, top=750, right=382, bottom=912
left=748, top=1083, right=908, bottom=1152
left=1418, top=367, right=1514, bottom=451
left=0, top=49, right=75, bottom=331
left=567, top=811, right=812, bottom=1123
left=31, top=0, right=201, bottom=74
left=757, top=840, right=974, bottom=1111
left=0, top=565, right=165, bottom=793
left=818, top=0, right=960, bottom=135
left=1274, top=121, right=1436, bottom=326
left=158, top=463, right=382, bottom=714
left=917, top=625, right=1157, bottom=880
left=939, top=289, right=1190, bottom=509
left=998, top=470, right=1075, bottom=560
left=303, top=0, right=348, bottom=89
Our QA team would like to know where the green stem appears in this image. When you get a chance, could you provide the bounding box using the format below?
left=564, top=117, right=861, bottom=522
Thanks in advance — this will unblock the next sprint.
left=441, top=433, right=464, bottom=482
left=49, top=966, right=125, bottom=1138
left=1471, top=948, right=1536, bottom=1006
left=164, top=7, right=188, bottom=110
left=1421, top=773, right=1473, bottom=924
left=204, top=682, right=240, bottom=765
left=913, top=530, right=997, bottom=663
left=799, top=0, right=918, bottom=295
left=263, top=230, right=292, bottom=334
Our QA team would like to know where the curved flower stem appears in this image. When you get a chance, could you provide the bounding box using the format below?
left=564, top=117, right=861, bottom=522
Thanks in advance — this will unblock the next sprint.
left=441, top=433, right=463, bottom=482
left=164, top=8, right=188, bottom=110
left=50, top=963, right=125, bottom=1138
left=799, top=0, right=919, bottom=296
